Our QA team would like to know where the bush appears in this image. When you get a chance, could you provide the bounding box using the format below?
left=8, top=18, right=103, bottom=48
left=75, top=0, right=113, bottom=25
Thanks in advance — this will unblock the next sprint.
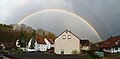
left=87, top=51, right=101, bottom=59
left=71, top=50, right=80, bottom=54
left=0, top=49, right=23, bottom=54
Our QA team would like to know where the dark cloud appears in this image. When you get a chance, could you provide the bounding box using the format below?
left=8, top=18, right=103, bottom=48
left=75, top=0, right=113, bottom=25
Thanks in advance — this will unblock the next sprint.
left=0, top=0, right=120, bottom=41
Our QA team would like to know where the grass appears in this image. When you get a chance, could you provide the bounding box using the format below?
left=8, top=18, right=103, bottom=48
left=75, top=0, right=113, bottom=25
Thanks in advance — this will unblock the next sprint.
left=108, top=53, right=120, bottom=58
left=101, top=53, right=120, bottom=59
left=0, top=49, right=23, bottom=54
left=88, top=55, right=103, bottom=59
left=88, top=53, right=120, bottom=59
left=88, top=55, right=95, bottom=59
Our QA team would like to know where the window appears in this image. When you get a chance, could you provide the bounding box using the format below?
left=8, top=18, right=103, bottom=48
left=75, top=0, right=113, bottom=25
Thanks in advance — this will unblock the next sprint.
left=62, top=35, right=66, bottom=39
left=118, top=40, right=120, bottom=44
left=68, top=35, right=71, bottom=39
left=115, top=42, right=118, bottom=44
left=115, top=48, right=118, bottom=50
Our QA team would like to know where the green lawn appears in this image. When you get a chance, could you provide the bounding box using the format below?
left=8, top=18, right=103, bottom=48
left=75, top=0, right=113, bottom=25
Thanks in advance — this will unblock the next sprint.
left=0, top=49, right=23, bottom=54
left=88, top=55, right=95, bottom=59
left=101, top=53, right=120, bottom=59
left=109, top=53, right=120, bottom=58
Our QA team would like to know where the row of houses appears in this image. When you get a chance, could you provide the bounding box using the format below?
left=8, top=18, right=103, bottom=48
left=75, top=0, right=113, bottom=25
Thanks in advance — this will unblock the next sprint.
left=1, top=29, right=119, bottom=54
left=26, top=29, right=120, bottom=54
left=16, top=29, right=90, bottom=54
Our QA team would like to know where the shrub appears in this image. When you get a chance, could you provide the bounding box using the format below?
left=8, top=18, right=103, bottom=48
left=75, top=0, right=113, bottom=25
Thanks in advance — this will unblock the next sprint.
left=71, top=50, right=80, bottom=54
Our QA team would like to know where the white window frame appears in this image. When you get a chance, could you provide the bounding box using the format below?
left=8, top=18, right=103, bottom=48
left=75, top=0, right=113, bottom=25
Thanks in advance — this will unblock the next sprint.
left=68, top=35, right=71, bottom=39
left=62, top=35, right=66, bottom=39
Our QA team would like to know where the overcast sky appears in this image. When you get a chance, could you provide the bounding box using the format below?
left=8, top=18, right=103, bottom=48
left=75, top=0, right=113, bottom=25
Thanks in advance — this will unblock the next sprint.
left=0, top=0, right=120, bottom=42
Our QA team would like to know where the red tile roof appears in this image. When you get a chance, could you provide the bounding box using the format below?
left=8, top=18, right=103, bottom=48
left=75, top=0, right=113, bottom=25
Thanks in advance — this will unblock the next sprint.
left=55, top=29, right=81, bottom=40
left=35, top=34, right=54, bottom=44
left=99, top=36, right=120, bottom=48
left=46, top=38, right=54, bottom=44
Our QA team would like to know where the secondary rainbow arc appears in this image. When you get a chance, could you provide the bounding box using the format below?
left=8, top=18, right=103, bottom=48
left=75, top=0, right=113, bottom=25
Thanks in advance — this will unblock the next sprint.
left=17, top=9, right=102, bottom=41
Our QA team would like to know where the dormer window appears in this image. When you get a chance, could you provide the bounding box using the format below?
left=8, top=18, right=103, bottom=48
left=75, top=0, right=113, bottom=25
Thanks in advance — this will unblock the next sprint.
left=62, top=35, right=66, bottom=39
left=118, top=40, right=120, bottom=44
left=115, top=40, right=120, bottom=44
left=68, top=35, right=71, bottom=39
left=115, top=42, right=118, bottom=44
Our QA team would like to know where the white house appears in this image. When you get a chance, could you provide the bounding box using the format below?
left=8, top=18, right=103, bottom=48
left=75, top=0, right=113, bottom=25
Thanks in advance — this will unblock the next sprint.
left=0, top=43, right=5, bottom=49
left=34, top=40, right=47, bottom=51
left=100, top=36, right=120, bottom=53
left=55, top=29, right=81, bottom=54
left=27, top=34, right=54, bottom=52
left=16, top=39, right=20, bottom=48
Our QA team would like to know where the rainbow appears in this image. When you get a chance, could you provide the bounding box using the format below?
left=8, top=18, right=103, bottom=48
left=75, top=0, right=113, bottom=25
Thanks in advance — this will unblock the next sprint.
left=17, top=9, right=102, bottom=41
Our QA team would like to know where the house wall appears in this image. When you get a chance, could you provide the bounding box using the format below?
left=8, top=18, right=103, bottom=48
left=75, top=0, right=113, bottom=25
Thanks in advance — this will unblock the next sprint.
left=103, top=48, right=111, bottom=53
left=34, top=41, right=47, bottom=51
left=28, top=39, right=53, bottom=52
left=55, top=31, right=80, bottom=54
left=118, top=47, right=120, bottom=52
left=0, top=44, right=5, bottom=49
left=82, top=46, right=90, bottom=50
left=110, top=47, right=120, bottom=53
left=103, top=47, right=120, bottom=53
left=51, top=44, right=54, bottom=47
left=39, top=44, right=47, bottom=51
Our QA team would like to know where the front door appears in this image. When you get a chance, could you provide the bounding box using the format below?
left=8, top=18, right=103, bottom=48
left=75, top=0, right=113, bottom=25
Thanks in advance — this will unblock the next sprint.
left=61, top=49, right=64, bottom=54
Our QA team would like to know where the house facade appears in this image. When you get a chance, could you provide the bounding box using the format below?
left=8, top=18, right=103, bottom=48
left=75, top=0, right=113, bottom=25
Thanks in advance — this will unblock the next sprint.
left=0, top=43, right=5, bottom=49
left=55, top=30, right=81, bottom=54
left=27, top=34, right=54, bottom=52
left=34, top=40, right=48, bottom=51
left=100, top=36, right=120, bottom=53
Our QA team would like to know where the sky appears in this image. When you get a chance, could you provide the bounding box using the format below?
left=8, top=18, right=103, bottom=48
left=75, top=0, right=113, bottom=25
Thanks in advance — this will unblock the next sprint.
left=0, top=0, right=120, bottom=42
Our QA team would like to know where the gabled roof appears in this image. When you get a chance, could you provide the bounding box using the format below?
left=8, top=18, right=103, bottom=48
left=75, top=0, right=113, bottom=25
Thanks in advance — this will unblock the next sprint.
left=55, top=29, right=81, bottom=40
left=46, top=38, right=54, bottom=44
left=35, top=34, right=54, bottom=44
left=99, top=35, right=120, bottom=48
left=56, top=29, right=81, bottom=40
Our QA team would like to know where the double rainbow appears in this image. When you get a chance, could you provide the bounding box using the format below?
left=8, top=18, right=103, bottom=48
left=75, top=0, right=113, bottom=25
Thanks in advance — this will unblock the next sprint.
left=17, top=9, right=102, bottom=41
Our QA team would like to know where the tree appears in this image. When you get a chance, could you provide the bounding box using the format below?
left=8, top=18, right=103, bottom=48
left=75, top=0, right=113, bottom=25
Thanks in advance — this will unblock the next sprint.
left=29, top=30, right=36, bottom=49
left=0, top=24, right=19, bottom=49
left=36, top=28, right=56, bottom=41
left=18, top=31, right=26, bottom=47
left=13, top=24, right=33, bottom=47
